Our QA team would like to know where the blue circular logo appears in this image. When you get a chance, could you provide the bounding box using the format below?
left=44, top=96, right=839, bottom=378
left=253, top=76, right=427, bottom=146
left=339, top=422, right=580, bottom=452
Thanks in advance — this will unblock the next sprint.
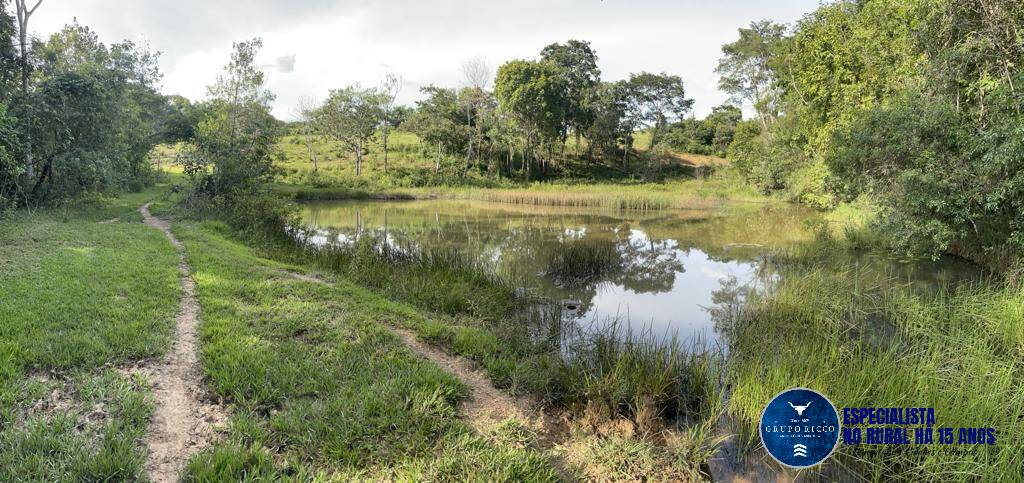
left=759, top=387, right=840, bottom=468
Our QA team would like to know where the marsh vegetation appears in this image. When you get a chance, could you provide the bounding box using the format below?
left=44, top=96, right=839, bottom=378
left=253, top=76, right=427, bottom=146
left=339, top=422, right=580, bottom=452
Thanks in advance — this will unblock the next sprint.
left=4, top=0, right=1024, bottom=480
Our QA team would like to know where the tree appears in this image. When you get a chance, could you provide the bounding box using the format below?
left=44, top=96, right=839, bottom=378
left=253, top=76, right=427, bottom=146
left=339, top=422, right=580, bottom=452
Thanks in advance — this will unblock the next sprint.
left=290, top=95, right=320, bottom=174
left=14, top=0, right=41, bottom=177
left=186, top=38, right=278, bottom=195
left=0, top=1, right=18, bottom=206
left=23, top=22, right=164, bottom=200
left=13, top=0, right=40, bottom=92
left=664, top=103, right=742, bottom=156
left=622, top=72, right=694, bottom=149
left=160, top=95, right=201, bottom=143
left=584, top=81, right=628, bottom=160
left=922, top=0, right=1024, bottom=122
left=0, top=102, right=20, bottom=210
left=461, top=55, right=491, bottom=90
left=715, top=20, right=786, bottom=130
left=541, top=40, right=600, bottom=153
left=314, top=85, right=383, bottom=176
left=386, top=105, right=412, bottom=128
left=378, top=70, right=402, bottom=173
left=494, top=59, right=569, bottom=175
left=0, top=1, right=18, bottom=100
left=457, top=86, right=495, bottom=176
left=459, top=56, right=493, bottom=176
left=404, top=86, right=465, bottom=174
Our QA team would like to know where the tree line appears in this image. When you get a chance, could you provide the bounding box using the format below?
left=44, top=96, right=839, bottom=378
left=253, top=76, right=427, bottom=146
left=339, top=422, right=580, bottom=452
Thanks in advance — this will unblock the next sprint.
left=715, top=0, right=1024, bottom=263
left=0, top=1, right=186, bottom=208
left=292, top=40, right=697, bottom=180
left=6, top=0, right=1023, bottom=267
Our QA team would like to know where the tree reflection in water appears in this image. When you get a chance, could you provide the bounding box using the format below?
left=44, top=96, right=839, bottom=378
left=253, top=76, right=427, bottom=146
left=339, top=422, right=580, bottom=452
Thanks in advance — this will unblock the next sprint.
left=299, top=200, right=814, bottom=344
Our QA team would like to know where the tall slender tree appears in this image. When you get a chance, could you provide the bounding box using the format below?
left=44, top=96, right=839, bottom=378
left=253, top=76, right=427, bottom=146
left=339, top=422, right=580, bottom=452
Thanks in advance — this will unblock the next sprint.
left=291, top=96, right=320, bottom=174
left=716, top=20, right=786, bottom=130
left=14, top=0, right=41, bottom=178
left=378, top=70, right=402, bottom=173
left=623, top=72, right=693, bottom=149
left=187, top=38, right=278, bottom=194
left=459, top=56, right=492, bottom=176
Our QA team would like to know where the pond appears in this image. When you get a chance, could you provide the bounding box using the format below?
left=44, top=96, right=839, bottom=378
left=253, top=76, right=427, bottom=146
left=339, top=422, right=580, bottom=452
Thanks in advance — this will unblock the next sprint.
left=299, top=199, right=979, bottom=346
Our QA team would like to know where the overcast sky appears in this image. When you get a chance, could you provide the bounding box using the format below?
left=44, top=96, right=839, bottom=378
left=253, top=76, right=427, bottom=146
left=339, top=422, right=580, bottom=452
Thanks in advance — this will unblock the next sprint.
left=31, top=0, right=819, bottom=119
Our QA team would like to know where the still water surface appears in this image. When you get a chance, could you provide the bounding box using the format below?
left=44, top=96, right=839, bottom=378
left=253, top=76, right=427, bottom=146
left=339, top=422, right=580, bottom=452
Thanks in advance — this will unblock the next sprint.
left=300, top=199, right=977, bottom=345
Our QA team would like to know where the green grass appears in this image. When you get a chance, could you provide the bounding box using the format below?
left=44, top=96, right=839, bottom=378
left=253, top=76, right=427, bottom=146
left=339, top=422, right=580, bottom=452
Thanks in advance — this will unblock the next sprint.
left=172, top=219, right=561, bottom=480
left=723, top=257, right=1024, bottom=480
left=266, top=129, right=768, bottom=211
left=272, top=174, right=770, bottom=211
left=236, top=209, right=726, bottom=462
left=157, top=128, right=760, bottom=209
left=0, top=187, right=180, bottom=480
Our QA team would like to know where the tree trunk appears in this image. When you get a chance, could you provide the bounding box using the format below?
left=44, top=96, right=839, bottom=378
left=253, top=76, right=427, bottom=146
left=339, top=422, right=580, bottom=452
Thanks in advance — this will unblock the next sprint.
left=623, top=136, right=630, bottom=171
left=304, top=126, right=318, bottom=173
left=355, top=141, right=362, bottom=176
left=17, top=0, right=42, bottom=180
left=30, top=157, right=52, bottom=199
left=547, top=144, right=553, bottom=175
left=435, top=143, right=441, bottom=174
left=382, top=126, right=389, bottom=174
left=463, top=110, right=473, bottom=177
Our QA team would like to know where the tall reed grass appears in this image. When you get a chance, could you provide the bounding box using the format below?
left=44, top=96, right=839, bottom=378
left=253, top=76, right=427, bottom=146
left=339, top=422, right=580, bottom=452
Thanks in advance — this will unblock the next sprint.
left=724, top=260, right=1023, bottom=480
left=546, top=238, right=622, bottom=285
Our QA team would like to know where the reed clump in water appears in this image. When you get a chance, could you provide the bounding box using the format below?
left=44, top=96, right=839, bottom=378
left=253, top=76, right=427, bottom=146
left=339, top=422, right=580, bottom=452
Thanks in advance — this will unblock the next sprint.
left=294, top=233, right=522, bottom=319
left=545, top=238, right=621, bottom=285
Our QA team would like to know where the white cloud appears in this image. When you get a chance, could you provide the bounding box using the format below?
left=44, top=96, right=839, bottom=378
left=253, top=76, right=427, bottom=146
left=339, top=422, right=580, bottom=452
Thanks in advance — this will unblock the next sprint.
left=274, top=55, right=296, bottom=73
left=31, top=0, right=817, bottom=118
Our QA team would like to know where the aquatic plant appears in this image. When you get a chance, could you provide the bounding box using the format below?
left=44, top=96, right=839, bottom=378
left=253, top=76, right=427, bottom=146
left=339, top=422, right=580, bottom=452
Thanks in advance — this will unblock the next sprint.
left=545, top=238, right=622, bottom=285
left=725, top=261, right=1023, bottom=480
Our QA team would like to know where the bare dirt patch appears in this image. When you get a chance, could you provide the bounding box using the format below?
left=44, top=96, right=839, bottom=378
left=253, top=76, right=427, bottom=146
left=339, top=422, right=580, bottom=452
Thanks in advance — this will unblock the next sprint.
left=392, top=328, right=530, bottom=424
left=139, top=203, right=226, bottom=483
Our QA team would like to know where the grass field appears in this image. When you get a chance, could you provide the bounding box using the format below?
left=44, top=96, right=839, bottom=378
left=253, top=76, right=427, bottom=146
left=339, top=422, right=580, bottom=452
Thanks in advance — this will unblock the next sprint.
left=172, top=219, right=562, bottom=480
left=168, top=200, right=724, bottom=480
left=720, top=234, right=1024, bottom=480
left=153, top=129, right=758, bottom=208
left=0, top=187, right=180, bottom=480
left=1, top=177, right=728, bottom=479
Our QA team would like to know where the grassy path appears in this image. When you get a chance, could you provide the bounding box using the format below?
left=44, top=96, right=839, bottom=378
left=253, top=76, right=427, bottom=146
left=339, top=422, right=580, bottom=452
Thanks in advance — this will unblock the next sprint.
left=138, top=203, right=225, bottom=481
left=0, top=191, right=180, bottom=480
left=277, top=269, right=573, bottom=477
left=173, top=219, right=562, bottom=480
